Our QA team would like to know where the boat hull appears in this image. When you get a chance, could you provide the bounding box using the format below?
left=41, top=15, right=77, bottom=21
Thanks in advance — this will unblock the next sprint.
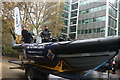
left=58, top=51, right=117, bottom=71
left=12, top=36, right=120, bottom=78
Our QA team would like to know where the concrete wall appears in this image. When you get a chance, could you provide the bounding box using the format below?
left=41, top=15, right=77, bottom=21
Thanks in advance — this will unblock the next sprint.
left=78, top=21, right=106, bottom=29
left=77, top=1, right=107, bottom=40
left=77, top=33, right=105, bottom=40
left=78, top=10, right=106, bottom=20
left=79, top=2, right=106, bottom=11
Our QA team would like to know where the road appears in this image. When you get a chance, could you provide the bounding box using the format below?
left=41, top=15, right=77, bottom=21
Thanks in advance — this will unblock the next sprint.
left=1, top=57, right=25, bottom=80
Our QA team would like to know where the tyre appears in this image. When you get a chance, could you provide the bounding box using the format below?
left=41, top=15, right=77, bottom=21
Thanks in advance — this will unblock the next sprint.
left=25, top=67, right=34, bottom=80
left=25, top=67, right=48, bottom=80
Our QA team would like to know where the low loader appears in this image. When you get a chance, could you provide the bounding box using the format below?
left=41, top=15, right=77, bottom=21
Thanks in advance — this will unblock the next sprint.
left=9, top=36, right=120, bottom=80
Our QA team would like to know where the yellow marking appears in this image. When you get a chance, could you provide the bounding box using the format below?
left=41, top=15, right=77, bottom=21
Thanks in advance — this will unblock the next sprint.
left=47, top=49, right=55, bottom=60
left=27, top=59, right=76, bottom=73
left=15, top=35, right=22, bottom=44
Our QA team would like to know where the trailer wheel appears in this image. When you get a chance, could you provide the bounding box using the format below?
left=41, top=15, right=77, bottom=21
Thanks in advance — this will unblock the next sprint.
left=37, top=71, right=48, bottom=80
left=25, top=67, right=35, bottom=80
left=25, top=67, right=48, bottom=80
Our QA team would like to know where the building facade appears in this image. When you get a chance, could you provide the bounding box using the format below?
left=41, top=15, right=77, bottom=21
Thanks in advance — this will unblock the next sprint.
left=62, top=0, right=120, bottom=40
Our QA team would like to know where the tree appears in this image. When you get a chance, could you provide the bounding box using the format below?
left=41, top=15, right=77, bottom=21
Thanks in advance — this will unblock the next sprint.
left=2, top=2, right=64, bottom=48
left=2, top=2, right=16, bottom=48
left=19, top=2, right=64, bottom=37
left=44, top=2, right=64, bottom=37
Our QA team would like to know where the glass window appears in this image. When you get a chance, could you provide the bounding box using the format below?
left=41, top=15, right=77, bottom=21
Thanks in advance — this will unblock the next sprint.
left=64, top=20, right=68, bottom=26
left=78, top=16, right=106, bottom=25
left=62, top=12, right=69, bottom=18
left=69, top=33, right=76, bottom=39
left=83, top=1, right=87, bottom=5
left=109, top=17, right=111, bottom=26
left=72, top=3, right=78, bottom=10
left=87, top=0, right=91, bottom=4
left=109, top=0, right=117, bottom=8
left=89, top=8, right=94, bottom=12
left=84, top=19, right=89, bottom=23
left=79, top=10, right=86, bottom=14
left=100, top=27, right=105, bottom=32
left=119, top=2, right=120, bottom=10
left=64, top=5, right=69, bottom=11
left=119, top=22, right=120, bottom=30
left=93, top=28, right=97, bottom=33
left=101, top=16, right=106, bottom=21
left=108, top=27, right=116, bottom=36
left=86, top=9, right=89, bottom=13
left=80, top=0, right=98, bottom=6
left=97, top=28, right=100, bottom=33
left=93, top=7, right=98, bottom=12
left=81, top=30, right=84, bottom=34
left=61, top=34, right=67, bottom=38
left=78, top=20, right=82, bottom=24
left=80, top=2, right=84, bottom=5
left=62, top=27, right=67, bottom=33
left=71, top=11, right=77, bottom=17
left=108, top=16, right=117, bottom=28
left=96, top=17, right=102, bottom=22
left=78, top=30, right=84, bottom=34
left=109, top=17, right=112, bottom=27
left=119, top=14, right=120, bottom=21
left=89, top=19, right=93, bottom=22
left=78, top=27, right=105, bottom=35
left=93, top=18, right=97, bottom=22
left=119, top=2, right=120, bottom=9
left=65, top=0, right=70, bottom=4
left=78, top=30, right=80, bottom=34
left=102, top=5, right=106, bottom=10
left=119, top=32, right=120, bottom=36
left=88, top=29, right=92, bottom=33
left=70, top=26, right=76, bottom=32
left=85, top=30, right=88, bottom=34
left=79, top=16, right=106, bottom=24
left=97, top=6, right=101, bottom=11
left=70, top=18, right=77, bottom=25
left=94, top=0, right=98, bottom=2
left=109, top=5, right=117, bottom=18
left=113, top=20, right=116, bottom=28
left=90, top=0, right=95, bottom=3
left=82, top=20, right=85, bottom=24
left=79, top=5, right=106, bottom=14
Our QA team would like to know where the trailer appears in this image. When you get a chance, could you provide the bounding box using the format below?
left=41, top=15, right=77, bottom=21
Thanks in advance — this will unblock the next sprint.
left=9, top=36, right=120, bottom=80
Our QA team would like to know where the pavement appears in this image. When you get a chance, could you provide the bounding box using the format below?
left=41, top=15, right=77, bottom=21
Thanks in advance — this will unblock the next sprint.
left=1, top=57, right=25, bottom=79
left=0, top=56, right=2, bottom=80
left=87, top=69, right=120, bottom=79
